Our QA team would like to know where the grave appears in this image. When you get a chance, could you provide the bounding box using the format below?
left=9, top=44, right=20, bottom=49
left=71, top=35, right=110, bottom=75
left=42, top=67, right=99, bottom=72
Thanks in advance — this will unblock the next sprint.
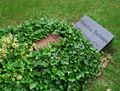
left=74, top=16, right=114, bottom=51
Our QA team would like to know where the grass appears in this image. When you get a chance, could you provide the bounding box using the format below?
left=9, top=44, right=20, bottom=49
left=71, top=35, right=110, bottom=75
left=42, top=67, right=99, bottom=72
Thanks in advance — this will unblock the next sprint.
left=0, top=0, right=120, bottom=91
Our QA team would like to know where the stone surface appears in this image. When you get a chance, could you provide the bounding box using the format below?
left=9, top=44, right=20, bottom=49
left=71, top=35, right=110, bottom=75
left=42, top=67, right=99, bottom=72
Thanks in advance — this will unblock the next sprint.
left=74, top=16, right=114, bottom=51
left=33, top=34, right=60, bottom=50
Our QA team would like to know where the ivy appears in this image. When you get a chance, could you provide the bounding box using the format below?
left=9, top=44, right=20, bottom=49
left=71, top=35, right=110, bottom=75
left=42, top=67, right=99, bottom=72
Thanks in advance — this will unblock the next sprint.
left=0, top=17, right=101, bottom=91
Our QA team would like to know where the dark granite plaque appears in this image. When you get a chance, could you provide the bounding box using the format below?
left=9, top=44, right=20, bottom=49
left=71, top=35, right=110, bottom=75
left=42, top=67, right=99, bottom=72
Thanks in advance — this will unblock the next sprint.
left=74, top=16, right=114, bottom=51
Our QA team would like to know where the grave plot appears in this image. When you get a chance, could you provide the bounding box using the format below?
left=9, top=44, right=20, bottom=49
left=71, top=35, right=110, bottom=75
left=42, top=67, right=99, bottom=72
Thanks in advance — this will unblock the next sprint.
left=0, top=18, right=101, bottom=91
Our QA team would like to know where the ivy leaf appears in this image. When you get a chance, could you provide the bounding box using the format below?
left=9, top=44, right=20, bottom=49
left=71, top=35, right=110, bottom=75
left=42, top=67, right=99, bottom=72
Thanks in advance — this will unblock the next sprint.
left=51, top=66, right=57, bottom=74
left=68, top=78, right=76, bottom=82
left=29, top=82, right=38, bottom=89
left=76, top=74, right=82, bottom=80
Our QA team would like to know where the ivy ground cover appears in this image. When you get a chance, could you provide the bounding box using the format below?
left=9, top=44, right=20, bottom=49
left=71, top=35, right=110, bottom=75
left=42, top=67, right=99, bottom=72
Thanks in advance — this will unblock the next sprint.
left=0, top=18, right=101, bottom=91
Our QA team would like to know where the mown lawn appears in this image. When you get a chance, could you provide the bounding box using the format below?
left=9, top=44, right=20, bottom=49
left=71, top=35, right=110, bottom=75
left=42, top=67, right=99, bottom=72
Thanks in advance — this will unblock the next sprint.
left=0, top=0, right=120, bottom=91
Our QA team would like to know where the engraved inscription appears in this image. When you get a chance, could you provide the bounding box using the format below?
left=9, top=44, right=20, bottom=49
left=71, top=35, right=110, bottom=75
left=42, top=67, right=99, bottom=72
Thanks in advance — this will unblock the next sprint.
left=80, top=19, right=108, bottom=43
left=94, top=30, right=108, bottom=43
left=80, top=20, right=93, bottom=32
left=75, top=16, right=114, bottom=51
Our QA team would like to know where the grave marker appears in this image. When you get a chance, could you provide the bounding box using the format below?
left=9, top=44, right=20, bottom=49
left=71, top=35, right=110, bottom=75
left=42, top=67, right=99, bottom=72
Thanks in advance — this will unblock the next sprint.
left=75, top=16, right=114, bottom=51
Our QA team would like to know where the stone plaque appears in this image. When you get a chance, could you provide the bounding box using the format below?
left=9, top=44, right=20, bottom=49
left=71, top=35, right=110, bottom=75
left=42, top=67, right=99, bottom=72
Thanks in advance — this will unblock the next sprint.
left=74, top=16, right=114, bottom=51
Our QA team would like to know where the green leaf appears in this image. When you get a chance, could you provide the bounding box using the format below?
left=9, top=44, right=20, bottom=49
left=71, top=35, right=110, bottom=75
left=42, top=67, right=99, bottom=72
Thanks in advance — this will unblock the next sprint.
left=76, top=74, right=82, bottom=80
left=68, top=78, right=76, bottom=82
left=29, top=82, right=38, bottom=89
